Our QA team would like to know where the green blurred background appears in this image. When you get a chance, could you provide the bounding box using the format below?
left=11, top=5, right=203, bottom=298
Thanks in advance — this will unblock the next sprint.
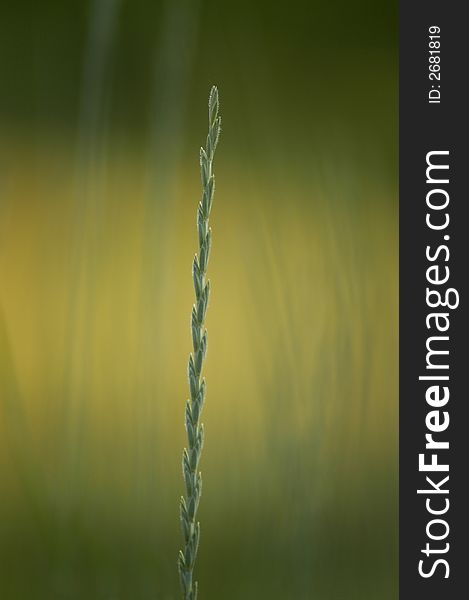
left=0, top=1, right=397, bottom=598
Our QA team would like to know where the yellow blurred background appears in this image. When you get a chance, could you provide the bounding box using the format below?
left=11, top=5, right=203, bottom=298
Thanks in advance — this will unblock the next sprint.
left=0, top=0, right=397, bottom=598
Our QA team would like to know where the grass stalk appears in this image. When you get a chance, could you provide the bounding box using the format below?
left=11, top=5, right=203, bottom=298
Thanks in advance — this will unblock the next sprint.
left=178, top=86, right=221, bottom=600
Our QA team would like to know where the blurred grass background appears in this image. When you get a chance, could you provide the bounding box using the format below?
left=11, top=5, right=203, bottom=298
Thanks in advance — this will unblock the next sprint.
left=0, top=0, right=397, bottom=598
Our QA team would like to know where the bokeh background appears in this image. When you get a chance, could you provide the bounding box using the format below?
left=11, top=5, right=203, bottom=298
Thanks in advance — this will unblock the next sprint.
left=0, top=1, right=397, bottom=598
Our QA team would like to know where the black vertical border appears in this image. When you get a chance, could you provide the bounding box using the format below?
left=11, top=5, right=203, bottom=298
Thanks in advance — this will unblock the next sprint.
left=400, top=2, right=467, bottom=598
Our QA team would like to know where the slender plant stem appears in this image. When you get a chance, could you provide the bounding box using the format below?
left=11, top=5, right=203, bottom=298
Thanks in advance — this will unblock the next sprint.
left=178, top=86, right=221, bottom=600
